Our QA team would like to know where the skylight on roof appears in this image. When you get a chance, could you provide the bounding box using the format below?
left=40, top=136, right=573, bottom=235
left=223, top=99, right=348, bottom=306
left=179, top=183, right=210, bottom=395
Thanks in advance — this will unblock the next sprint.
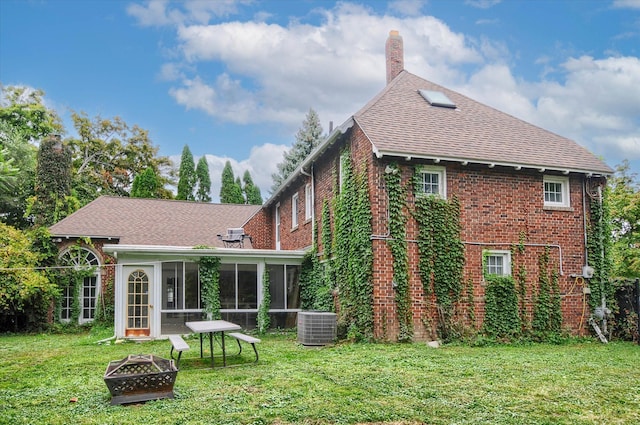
left=419, top=89, right=456, bottom=109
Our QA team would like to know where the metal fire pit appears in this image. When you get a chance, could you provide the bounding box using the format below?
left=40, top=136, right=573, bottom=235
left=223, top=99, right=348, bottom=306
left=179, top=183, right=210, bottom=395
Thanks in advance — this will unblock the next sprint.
left=104, top=354, right=177, bottom=405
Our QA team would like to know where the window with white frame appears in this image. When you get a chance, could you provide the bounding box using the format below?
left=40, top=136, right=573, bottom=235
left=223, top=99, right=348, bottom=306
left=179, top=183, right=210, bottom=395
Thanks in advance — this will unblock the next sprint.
left=339, top=150, right=349, bottom=190
left=417, top=165, right=446, bottom=197
left=305, top=184, right=312, bottom=221
left=483, top=250, right=511, bottom=277
left=58, top=247, right=101, bottom=324
left=291, top=193, right=299, bottom=229
left=543, top=175, right=570, bottom=208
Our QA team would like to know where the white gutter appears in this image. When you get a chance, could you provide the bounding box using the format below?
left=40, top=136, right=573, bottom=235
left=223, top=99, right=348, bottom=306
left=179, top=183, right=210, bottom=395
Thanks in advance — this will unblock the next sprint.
left=102, top=244, right=306, bottom=260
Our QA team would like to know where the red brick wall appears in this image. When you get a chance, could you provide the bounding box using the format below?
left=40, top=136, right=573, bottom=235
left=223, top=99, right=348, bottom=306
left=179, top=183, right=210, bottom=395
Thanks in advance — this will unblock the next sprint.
left=253, top=123, right=596, bottom=341
left=244, top=208, right=273, bottom=249
left=367, top=160, right=593, bottom=340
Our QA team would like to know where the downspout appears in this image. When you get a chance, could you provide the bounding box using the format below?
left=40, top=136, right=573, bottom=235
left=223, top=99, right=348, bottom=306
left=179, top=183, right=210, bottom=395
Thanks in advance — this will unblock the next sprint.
left=597, top=184, right=608, bottom=334
left=582, top=178, right=589, bottom=267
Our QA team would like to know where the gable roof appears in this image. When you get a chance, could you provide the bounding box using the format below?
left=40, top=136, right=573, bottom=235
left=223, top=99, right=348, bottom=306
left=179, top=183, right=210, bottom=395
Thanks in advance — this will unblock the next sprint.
left=354, top=71, right=612, bottom=175
left=49, top=196, right=261, bottom=247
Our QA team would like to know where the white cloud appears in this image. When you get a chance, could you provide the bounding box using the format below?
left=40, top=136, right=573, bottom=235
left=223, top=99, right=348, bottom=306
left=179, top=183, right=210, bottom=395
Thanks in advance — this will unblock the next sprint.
left=534, top=56, right=640, bottom=160
left=455, top=55, right=640, bottom=167
left=127, top=0, right=251, bottom=27
left=465, top=0, right=502, bottom=9
left=456, top=64, right=537, bottom=122
left=168, top=142, right=287, bottom=203
left=196, top=143, right=287, bottom=203
left=612, top=0, right=640, bottom=9
left=157, top=63, right=185, bottom=81
left=162, top=3, right=482, bottom=132
left=388, top=0, right=426, bottom=16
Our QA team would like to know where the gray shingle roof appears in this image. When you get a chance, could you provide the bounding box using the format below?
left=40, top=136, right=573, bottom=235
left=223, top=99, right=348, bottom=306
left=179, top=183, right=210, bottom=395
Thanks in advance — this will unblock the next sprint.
left=354, top=71, right=612, bottom=175
left=49, top=196, right=261, bottom=247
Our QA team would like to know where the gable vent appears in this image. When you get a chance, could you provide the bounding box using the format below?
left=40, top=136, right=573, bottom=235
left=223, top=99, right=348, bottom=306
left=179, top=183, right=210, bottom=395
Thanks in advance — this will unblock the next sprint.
left=419, top=89, right=456, bottom=109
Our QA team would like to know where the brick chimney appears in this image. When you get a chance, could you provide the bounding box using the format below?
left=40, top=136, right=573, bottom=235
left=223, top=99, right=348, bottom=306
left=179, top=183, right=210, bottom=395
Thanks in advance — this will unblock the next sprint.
left=385, top=30, right=404, bottom=84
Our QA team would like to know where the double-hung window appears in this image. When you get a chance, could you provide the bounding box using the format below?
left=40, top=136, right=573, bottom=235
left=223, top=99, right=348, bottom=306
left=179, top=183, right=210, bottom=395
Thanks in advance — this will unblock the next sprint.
left=291, top=193, right=299, bottom=229
left=543, top=175, right=570, bottom=208
left=483, top=250, right=511, bottom=277
left=417, top=165, right=446, bottom=197
left=305, top=184, right=312, bottom=221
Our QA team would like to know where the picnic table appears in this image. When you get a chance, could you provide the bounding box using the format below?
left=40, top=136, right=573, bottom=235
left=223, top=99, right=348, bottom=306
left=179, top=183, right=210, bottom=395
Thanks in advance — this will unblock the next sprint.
left=185, top=320, right=241, bottom=367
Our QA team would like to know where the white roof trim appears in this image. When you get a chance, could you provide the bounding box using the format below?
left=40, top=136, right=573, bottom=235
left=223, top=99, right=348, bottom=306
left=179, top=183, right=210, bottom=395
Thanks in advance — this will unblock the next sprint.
left=102, top=244, right=307, bottom=260
left=374, top=149, right=611, bottom=177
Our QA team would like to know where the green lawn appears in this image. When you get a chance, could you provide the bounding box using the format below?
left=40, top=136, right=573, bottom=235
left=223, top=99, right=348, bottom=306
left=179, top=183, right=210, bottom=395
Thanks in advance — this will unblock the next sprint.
left=0, top=329, right=638, bottom=425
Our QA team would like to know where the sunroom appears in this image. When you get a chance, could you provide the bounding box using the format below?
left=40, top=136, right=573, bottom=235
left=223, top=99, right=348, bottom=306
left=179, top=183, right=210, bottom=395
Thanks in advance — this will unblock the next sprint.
left=102, top=245, right=306, bottom=339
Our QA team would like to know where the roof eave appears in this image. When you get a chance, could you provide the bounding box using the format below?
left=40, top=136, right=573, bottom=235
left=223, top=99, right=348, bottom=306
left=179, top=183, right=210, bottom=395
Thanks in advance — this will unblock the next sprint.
left=374, top=150, right=613, bottom=177
left=50, top=233, right=121, bottom=242
left=264, top=118, right=354, bottom=207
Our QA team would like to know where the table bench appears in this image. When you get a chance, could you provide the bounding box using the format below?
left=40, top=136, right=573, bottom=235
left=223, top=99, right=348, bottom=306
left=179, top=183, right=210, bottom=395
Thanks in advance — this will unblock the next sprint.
left=168, top=335, right=190, bottom=369
left=228, top=332, right=261, bottom=363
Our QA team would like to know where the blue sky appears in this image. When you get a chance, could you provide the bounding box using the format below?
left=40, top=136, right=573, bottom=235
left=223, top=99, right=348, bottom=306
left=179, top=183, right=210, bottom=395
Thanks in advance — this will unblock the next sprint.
left=1, top=0, right=639, bottom=200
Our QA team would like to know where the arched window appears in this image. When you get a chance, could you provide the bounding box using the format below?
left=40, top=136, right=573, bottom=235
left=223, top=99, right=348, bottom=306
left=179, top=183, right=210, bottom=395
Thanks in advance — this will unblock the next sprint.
left=59, top=247, right=101, bottom=324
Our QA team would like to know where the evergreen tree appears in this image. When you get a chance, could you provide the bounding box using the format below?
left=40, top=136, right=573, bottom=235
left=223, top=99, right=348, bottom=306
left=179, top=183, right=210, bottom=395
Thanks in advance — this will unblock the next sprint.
left=176, top=144, right=196, bottom=201
left=220, top=161, right=244, bottom=204
left=243, top=170, right=263, bottom=205
left=195, top=156, right=212, bottom=202
left=271, top=108, right=323, bottom=192
left=131, top=167, right=161, bottom=198
left=30, top=135, right=77, bottom=226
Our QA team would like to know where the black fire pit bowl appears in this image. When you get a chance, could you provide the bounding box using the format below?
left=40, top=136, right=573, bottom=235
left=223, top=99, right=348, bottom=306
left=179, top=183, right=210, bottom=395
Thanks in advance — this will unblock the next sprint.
left=104, top=354, right=178, bottom=405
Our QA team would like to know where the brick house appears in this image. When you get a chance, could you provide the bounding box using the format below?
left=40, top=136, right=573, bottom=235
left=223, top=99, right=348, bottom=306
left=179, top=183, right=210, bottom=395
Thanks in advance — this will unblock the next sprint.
left=244, top=31, right=613, bottom=341
left=51, top=31, right=612, bottom=341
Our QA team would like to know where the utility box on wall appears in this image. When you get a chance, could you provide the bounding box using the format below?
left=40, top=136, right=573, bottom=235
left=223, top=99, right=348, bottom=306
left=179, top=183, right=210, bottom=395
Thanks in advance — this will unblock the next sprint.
left=297, top=311, right=337, bottom=346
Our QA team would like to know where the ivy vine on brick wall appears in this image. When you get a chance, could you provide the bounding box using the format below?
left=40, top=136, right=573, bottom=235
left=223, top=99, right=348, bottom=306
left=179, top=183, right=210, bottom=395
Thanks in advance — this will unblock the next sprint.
left=198, top=256, right=221, bottom=319
left=532, top=247, right=563, bottom=339
left=333, top=153, right=374, bottom=341
left=586, top=185, right=614, bottom=313
left=257, top=267, right=270, bottom=334
left=412, top=170, right=464, bottom=339
left=483, top=275, right=521, bottom=339
left=384, top=163, right=413, bottom=342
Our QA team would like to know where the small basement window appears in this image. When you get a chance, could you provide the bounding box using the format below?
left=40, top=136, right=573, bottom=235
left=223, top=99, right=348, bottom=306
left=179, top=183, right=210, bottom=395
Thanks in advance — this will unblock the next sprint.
left=419, top=89, right=456, bottom=108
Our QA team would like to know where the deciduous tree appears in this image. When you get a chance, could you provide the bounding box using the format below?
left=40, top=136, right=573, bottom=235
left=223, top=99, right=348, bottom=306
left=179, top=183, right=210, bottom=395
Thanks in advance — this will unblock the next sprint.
left=609, top=161, right=640, bottom=277
left=0, top=85, right=63, bottom=142
left=0, top=86, right=61, bottom=228
left=66, top=112, right=173, bottom=204
left=0, top=222, right=56, bottom=332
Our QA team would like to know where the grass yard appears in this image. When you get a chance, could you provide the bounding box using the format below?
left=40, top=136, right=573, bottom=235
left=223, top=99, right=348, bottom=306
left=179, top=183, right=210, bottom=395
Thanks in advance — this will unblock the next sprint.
left=0, top=329, right=638, bottom=425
